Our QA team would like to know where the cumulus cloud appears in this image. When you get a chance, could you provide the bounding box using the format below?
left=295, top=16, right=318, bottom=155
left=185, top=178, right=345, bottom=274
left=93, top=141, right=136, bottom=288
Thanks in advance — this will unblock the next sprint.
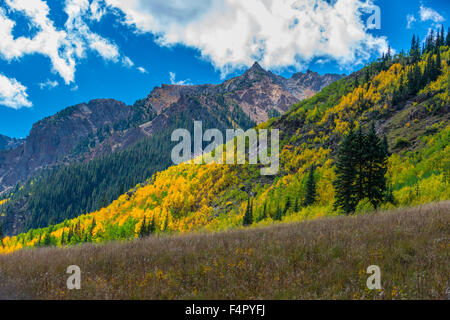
left=64, top=0, right=120, bottom=63
left=38, top=79, right=59, bottom=90
left=0, top=73, right=32, bottom=109
left=0, top=1, right=76, bottom=84
left=104, top=0, right=389, bottom=76
left=169, top=72, right=191, bottom=85
left=0, top=0, right=127, bottom=86
left=419, top=5, right=445, bottom=24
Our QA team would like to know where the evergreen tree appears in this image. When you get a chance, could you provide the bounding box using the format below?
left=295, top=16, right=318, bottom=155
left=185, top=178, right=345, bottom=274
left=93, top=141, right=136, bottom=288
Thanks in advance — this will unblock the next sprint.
left=334, top=127, right=358, bottom=214
left=67, top=228, right=73, bottom=243
left=283, top=197, right=291, bottom=215
left=447, top=27, right=450, bottom=46
left=43, top=232, right=52, bottom=246
left=148, top=216, right=156, bottom=234
left=439, top=25, right=445, bottom=47
left=243, top=195, right=253, bottom=226
left=0, top=223, right=3, bottom=240
left=355, top=127, right=367, bottom=201
left=274, top=204, right=283, bottom=221
left=261, top=202, right=267, bottom=220
left=139, top=216, right=147, bottom=238
left=363, top=123, right=389, bottom=208
left=293, top=196, right=299, bottom=213
left=410, top=35, right=421, bottom=63
left=304, top=166, right=317, bottom=206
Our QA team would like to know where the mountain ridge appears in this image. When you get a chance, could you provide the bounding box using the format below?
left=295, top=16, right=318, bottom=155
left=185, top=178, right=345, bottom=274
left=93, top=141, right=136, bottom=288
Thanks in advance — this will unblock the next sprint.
left=0, top=65, right=344, bottom=195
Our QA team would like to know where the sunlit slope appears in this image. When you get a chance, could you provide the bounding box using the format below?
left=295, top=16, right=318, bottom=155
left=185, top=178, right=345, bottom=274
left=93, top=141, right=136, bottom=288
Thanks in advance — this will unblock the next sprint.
left=1, top=45, right=449, bottom=254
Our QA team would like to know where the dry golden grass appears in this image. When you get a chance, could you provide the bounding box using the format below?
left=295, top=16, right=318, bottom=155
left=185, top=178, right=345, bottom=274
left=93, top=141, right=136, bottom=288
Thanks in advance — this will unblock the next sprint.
left=0, top=202, right=448, bottom=300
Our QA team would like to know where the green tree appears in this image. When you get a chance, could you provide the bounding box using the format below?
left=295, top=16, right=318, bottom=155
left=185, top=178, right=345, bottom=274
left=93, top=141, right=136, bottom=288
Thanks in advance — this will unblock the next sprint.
left=260, top=202, right=267, bottom=221
left=139, top=216, right=147, bottom=238
left=334, top=127, right=358, bottom=214
left=304, top=166, right=317, bottom=206
left=42, top=232, right=52, bottom=246
left=283, top=197, right=291, bottom=215
left=243, top=196, right=253, bottom=226
left=364, top=123, right=389, bottom=208
left=274, top=204, right=283, bottom=221
left=446, top=27, right=450, bottom=47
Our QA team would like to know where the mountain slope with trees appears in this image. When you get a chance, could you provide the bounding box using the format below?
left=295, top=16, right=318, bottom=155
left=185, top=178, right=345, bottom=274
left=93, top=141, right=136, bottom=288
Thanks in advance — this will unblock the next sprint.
left=1, top=29, right=449, bottom=253
left=0, top=66, right=342, bottom=235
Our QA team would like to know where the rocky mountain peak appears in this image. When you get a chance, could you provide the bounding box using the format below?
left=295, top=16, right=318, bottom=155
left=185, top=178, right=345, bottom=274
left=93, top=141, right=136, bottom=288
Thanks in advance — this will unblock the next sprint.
left=243, top=61, right=270, bottom=79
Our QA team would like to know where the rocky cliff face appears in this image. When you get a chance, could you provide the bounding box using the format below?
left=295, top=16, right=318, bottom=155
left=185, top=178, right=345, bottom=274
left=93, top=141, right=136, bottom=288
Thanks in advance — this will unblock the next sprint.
left=0, top=99, right=146, bottom=193
left=0, top=64, right=344, bottom=193
left=0, top=135, right=23, bottom=151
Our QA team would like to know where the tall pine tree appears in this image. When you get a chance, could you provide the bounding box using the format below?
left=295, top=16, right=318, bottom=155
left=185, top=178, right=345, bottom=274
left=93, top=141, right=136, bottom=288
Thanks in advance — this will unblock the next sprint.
left=364, top=123, right=389, bottom=209
left=304, top=166, right=317, bottom=206
left=334, top=127, right=358, bottom=214
left=243, top=195, right=253, bottom=226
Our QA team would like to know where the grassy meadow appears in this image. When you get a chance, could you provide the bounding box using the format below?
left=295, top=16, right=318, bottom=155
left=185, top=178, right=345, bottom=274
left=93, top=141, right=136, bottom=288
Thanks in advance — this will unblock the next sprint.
left=0, top=201, right=448, bottom=300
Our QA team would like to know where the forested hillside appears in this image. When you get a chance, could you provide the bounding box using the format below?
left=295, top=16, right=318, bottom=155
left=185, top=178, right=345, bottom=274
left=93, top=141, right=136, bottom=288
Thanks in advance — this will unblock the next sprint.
left=0, top=64, right=341, bottom=236
left=0, top=30, right=449, bottom=254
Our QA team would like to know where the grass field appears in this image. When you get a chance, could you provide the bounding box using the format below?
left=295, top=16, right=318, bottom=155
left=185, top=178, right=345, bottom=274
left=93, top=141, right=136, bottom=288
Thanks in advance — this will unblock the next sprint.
left=0, top=202, right=448, bottom=300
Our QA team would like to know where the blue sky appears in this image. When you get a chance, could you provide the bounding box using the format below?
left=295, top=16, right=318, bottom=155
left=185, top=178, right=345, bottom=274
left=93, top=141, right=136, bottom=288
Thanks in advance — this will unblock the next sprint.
left=0, top=0, right=448, bottom=138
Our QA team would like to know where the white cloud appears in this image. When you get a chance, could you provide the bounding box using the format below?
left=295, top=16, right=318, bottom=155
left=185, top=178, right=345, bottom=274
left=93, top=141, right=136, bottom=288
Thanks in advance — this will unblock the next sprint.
left=0, top=73, right=32, bottom=109
left=0, top=1, right=76, bottom=84
left=64, top=0, right=120, bottom=62
left=122, top=56, right=134, bottom=68
left=419, top=5, right=445, bottom=23
left=70, top=85, right=79, bottom=91
left=169, top=72, right=191, bottom=85
left=104, top=0, right=389, bottom=76
left=0, top=0, right=127, bottom=86
left=90, top=0, right=106, bottom=21
left=406, top=14, right=416, bottom=29
left=38, top=79, right=59, bottom=90
left=137, top=66, right=148, bottom=74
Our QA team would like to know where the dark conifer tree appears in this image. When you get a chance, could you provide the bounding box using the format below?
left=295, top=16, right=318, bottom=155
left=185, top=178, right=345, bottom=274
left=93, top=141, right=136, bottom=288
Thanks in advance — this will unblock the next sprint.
left=243, top=195, right=253, bottom=226
left=439, top=25, right=445, bottom=47
left=283, top=197, right=291, bottom=215
left=261, top=202, right=267, bottom=220
left=139, top=216, right=147, bottom=238
left=447, top=27, right=450, bottom=46
left=364, top=123, right=388, bottom=209
left=274, top=204, right=283, bottom=221
left=333, top=127, right=358, bottom=214
left=293, top=197, right=299, bottom=213
left=304, top=166, right=317, bottom=206
left=355, top=127, right=367, bottom=201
